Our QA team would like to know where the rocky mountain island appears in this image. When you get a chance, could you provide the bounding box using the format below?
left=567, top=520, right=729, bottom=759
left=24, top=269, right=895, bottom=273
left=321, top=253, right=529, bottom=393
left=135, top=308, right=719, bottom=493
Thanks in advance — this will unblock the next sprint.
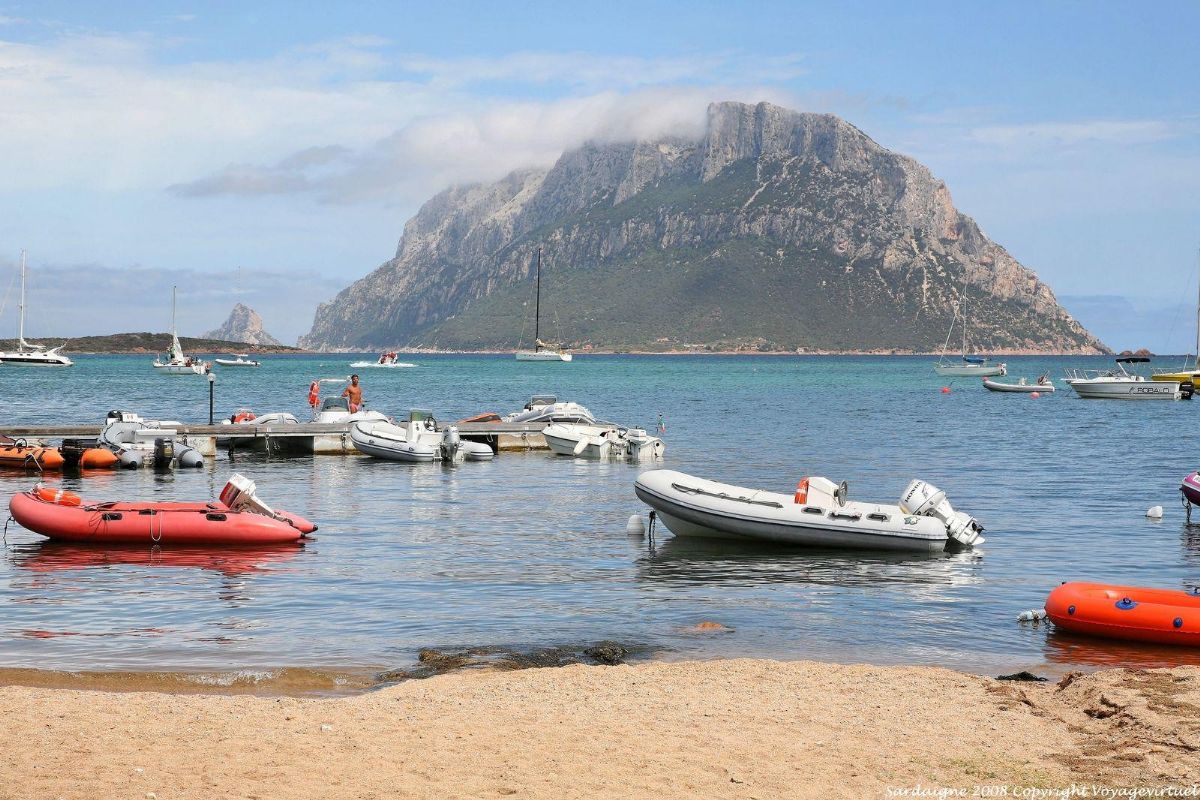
left=203, top=303, right=283, bottom=347
left=300, top=101, right=1105, bottom=354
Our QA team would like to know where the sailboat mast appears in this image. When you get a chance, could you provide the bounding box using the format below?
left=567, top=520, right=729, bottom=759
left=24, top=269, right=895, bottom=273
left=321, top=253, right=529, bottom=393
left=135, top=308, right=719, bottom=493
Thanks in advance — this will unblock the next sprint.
left=1194, top=248, right=1199, bottom=369
left=171, top=285, right=177, bottom=336
left=533, top=248, right=542, bottom=347
left=17, top=249, right=25, bottom=344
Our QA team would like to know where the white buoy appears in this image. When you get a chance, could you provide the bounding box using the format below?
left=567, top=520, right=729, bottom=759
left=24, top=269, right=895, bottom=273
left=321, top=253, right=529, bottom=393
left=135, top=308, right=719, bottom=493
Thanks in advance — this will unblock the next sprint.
left=625, top=514, right=646, bottom=536
left=1018, top=608, right=1048, bottom=622
left=1146, top=505, right=1164, bottom=519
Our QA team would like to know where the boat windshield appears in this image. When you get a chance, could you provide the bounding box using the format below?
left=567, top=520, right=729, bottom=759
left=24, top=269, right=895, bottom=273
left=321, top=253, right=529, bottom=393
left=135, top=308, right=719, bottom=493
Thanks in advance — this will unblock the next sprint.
left=321, top=397, right=349, bottom=412
left=409, top=409, right=435, bottom=422
left=527, top=394, right=557, bottom=408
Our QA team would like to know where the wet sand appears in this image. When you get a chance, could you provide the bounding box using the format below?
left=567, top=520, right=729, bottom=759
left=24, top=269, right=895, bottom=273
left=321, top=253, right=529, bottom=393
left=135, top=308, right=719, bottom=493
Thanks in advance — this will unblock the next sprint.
left=2, top=659, right=1197, bottom=798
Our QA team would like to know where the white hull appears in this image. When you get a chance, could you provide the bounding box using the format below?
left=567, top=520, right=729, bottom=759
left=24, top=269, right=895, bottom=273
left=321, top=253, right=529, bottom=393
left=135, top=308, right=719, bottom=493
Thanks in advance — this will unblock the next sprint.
left=503, top=397, right=595, bottom=424
left=1065, top=378, right=1182, bottom=400
left=982, top=378, right=1055, bottom=393
left=153, top=362, right=208, bottom=375
left=350, top=418, right=493, bottom=463
left=634, top=470, right=971, bottom=553
left=0, top=352, right=72, bottom=366
left=515, top=350, right=572, bottom=362
left=215, top=358, right=260, bottom=367
left=935, top=363, right=1006, bottom=377
left=543, top=422, right=665, bottom=461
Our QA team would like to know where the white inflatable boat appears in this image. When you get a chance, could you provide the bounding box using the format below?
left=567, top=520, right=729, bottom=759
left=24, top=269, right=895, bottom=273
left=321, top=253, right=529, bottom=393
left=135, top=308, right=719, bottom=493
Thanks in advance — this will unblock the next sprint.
left=543, top=422, right=665, bottom=461
left=633, top=469, right=984, bottom=552
left=350, top=410, right=494, bottom=463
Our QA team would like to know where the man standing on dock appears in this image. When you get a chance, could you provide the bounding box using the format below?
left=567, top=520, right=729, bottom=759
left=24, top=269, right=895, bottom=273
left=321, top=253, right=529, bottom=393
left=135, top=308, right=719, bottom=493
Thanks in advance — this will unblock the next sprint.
left=342, top=374, right=364, bottom=413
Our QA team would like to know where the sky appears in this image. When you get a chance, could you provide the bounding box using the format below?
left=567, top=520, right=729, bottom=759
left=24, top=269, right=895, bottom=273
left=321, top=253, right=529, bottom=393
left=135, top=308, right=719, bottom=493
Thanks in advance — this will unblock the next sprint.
left=0, top=1, right=1197, bottom=349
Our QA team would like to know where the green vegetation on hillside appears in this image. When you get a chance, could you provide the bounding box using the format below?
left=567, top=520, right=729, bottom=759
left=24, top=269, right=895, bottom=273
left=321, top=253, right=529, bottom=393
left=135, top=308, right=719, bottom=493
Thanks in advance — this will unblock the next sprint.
left=0, top=333, right=303, bottom=354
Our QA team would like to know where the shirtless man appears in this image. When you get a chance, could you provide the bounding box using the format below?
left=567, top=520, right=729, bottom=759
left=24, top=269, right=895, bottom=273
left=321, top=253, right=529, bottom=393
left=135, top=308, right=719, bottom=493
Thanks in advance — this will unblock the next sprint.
left=342, top=374, right=364, bottom=413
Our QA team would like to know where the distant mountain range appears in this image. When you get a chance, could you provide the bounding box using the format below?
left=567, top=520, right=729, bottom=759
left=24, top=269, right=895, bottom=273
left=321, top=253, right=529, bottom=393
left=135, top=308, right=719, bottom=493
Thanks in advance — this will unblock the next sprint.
left=0, top=333, right=299, bottom=354
left=300, top=101, right=1107, bottom=354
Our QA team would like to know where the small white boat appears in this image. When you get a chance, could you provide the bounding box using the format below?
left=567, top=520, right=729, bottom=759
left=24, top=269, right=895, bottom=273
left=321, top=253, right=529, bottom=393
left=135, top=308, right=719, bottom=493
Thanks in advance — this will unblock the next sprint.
left=217, top=409, right=299, bottom=449
left=98, top=410, right=204, bottom=469
left=543, top=422, right=665, bottom=461
left=153, top=287, right=209, bottom=375
left=503, top=395, right=595, bottom=424
left=350, top=351, right=417, bottom=368
left=515, top=248, right=572, bottom=362
left=215, top=354, right=260, bottom=367
left=634, top=469, right=984, bottom=552
left=307, top=378, right=388, bottom=424
left=0, top=250, right=73, bottom=367
left=1064, top=357, right=1188, bottom=400
left=982, top=375, right=1056, bottom=393
left=933, top=277, right=1005, bottom=377
left=350, top=410, right=494, bottom=463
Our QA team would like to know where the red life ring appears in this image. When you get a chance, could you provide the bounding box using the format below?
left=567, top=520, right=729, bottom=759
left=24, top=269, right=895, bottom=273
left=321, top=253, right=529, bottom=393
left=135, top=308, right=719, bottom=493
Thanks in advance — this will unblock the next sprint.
left=232, top=411, right=257, bottom=424
left=35, top=486, right=82, bottom=507
left=308, top=381, right=320, bottom=407
left=794, top=478, right=809, bottom=505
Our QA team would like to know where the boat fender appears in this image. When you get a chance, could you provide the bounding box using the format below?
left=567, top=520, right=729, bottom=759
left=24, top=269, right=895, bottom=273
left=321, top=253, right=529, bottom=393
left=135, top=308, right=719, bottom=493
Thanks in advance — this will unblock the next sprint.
left=308, top=381, right=320, bottom=407
left=35, top=486, right=82, bottom=507
left=794, top=478, right=809, bottom=505
left=1017, top=608, right=1048, bottom=622
left=626, top=514, right=645, bottom=536
left=1147, top=505, right=1164, bottom=519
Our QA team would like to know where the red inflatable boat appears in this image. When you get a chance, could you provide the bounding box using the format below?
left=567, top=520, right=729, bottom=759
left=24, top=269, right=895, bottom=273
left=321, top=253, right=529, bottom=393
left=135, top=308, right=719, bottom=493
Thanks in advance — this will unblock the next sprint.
left=1046, top=582, right=1200, bottom=647
left=9, top=475, right=316, bottom=546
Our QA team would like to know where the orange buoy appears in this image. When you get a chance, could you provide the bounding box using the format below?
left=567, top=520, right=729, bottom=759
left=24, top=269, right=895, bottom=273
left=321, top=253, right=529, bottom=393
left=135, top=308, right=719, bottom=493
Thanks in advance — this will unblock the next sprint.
left=941, top=387, right=951, bottom=394
left=1030, top=391, right=1041, bottom=399
left=1046, top=582, right=1200, bottom=647
left=34, top=486, right=82, bottom=507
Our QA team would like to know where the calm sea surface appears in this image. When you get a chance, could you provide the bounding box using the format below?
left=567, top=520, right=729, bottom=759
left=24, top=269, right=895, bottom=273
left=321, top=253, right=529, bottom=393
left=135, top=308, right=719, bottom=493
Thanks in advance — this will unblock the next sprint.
left=2, top=353, right=1200, bottom=684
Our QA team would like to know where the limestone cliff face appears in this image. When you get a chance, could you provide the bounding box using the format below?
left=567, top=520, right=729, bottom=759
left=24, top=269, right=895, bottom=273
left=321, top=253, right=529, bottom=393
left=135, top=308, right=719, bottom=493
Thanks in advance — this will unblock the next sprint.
left=203, top=303, right=282, bottom=346
left=300, top=101, right=1106, bottom=353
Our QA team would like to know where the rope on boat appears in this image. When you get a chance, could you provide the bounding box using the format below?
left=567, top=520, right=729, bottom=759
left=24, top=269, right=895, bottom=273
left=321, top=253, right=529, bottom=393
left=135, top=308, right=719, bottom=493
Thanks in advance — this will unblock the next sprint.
left=670, top=482, right=784, bottom=509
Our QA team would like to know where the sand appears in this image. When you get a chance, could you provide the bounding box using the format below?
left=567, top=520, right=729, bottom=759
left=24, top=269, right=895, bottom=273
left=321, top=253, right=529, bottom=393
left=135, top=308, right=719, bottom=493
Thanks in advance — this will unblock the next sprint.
left=2, top=659, right=1198, bottom=799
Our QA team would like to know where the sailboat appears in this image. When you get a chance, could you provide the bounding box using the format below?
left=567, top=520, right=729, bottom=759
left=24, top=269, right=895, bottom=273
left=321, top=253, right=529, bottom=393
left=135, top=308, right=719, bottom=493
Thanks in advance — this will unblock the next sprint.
left=0, top=250, right=73, bottom=366
left=1153, top=249, right=1200, bottom=384
left=515, top=247, right=572, bottom=362
left=152, top=286, right=209, bottom=375
left=933, top=278, right=1006, bottom=377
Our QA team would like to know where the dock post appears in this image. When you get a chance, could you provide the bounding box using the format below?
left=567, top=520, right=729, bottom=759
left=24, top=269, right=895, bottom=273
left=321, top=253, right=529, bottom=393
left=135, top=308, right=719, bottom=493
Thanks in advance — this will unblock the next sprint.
left=208, top=372, right=215, bottom=424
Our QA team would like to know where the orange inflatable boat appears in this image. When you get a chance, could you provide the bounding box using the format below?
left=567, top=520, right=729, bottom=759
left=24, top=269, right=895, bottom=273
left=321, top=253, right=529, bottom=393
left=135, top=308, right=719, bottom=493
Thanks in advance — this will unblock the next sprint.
left=0, top=437, right=64, bottom=470
left=1046, top=582, right=1200, bottom=647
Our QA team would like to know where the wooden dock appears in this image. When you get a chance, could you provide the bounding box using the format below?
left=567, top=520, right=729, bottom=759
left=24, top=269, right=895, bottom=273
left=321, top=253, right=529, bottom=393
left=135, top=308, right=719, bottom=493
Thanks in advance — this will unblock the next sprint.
left=0, top=422, right=550, bottom=456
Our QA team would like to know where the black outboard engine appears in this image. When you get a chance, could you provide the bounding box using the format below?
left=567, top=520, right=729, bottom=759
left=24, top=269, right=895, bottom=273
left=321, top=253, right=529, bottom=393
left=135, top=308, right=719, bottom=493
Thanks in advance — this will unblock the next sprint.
left=1182, top=381, right=1194, bottom=400
left=59, top=438, right=95, bottom=470
left=153, top=437, right=175, bottom=471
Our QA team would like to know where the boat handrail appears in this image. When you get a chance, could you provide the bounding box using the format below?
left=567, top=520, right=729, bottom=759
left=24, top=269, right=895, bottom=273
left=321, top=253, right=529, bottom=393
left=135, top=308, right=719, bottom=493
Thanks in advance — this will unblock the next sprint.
left=671, top=482, right=783, bottom=509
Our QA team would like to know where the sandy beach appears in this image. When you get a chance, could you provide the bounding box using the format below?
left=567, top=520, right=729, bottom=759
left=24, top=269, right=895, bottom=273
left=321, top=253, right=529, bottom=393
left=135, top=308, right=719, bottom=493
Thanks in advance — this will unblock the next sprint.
left=2, top=659, right=1197, bottom=799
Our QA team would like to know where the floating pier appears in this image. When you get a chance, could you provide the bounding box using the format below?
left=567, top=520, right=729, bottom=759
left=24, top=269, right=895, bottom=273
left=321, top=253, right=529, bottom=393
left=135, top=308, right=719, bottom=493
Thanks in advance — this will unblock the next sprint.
left=0, top=422, right=550, bottom=457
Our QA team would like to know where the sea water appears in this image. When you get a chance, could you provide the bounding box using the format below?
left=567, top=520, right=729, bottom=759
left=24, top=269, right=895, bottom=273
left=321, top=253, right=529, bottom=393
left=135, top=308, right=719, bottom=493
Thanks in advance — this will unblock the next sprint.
left=1, top=353, right=1198, bottom=682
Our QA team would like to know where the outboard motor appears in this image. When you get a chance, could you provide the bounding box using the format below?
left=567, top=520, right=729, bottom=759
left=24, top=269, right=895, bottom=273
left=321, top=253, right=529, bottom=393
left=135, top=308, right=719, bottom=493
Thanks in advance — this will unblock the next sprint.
left=60, top=438, right=93, bottom=470
left=440, top=426, right=464, bottom=463
left=899, top=480, right=985, bottom=547
left=220, top=474, right=276, bottom=517
left=153, top=437, right=175, bottom=471
left=1182, top=381, right=1195, bottom=400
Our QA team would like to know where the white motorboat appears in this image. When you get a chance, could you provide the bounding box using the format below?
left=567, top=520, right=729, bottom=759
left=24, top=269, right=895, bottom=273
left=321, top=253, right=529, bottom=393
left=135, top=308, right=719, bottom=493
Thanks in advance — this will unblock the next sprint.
left=0, top=250, right=72, bottom=366
left=98, top=410, right=204, bottom=469
left=515, top=248, right=572, bottom=362
left=350, top=410, right=494, bottom=463
left=153, top=287, right=210, bottom=375
left=543, top=422, right=665, bottom=461
left=1064, top=357, right=1188, bottom=400
left=217, top=409, right=301, bottom=449
left=634, top=469, right=984, bottom=553
left=933, top=277, right=1005, bottom=377
left=503, top=395, right=595, bottom=424
left=307, top=377, right=388, bottom=424
left=215, top=354, right=260, bottom=367
left=982, top=375, right=1056, bottom=393
left=350, top=351, right=417, bottom=368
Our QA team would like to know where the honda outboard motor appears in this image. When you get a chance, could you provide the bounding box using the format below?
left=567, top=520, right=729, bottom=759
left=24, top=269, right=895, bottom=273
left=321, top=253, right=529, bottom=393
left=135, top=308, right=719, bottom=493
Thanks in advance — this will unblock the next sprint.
left=899, top=480, right=985, bottom=547
left=440, top=426, right=464, bottom=463
left=153, top=437, right=174, bottom=471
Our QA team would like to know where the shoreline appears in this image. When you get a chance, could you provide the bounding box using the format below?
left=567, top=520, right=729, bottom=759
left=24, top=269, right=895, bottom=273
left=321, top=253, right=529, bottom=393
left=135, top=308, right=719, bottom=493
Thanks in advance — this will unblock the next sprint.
left=2, top=658, right=1195, bottom=796
left=60, top=347, right=1121, bottom=357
